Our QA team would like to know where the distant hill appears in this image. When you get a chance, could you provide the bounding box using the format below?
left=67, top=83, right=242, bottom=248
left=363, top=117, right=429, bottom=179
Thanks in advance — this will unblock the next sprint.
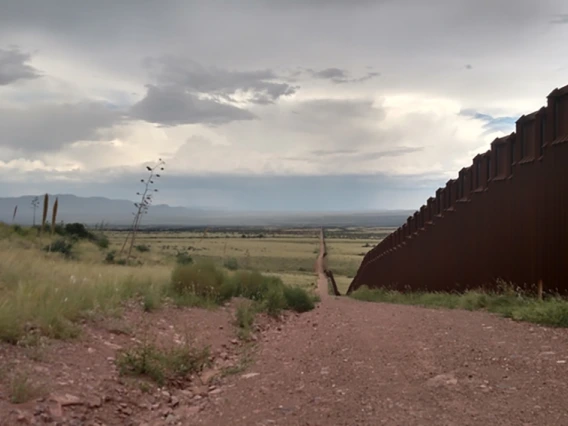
left=0, top=194, right=412, bottom=228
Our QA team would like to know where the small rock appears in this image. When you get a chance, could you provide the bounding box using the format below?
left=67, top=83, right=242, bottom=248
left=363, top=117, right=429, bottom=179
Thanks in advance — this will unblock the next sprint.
left=48, top=402, right=63, bottom=419
left=427, top=374, right=458, bottom=387
left=161, top=391, right=171, bottom=400
left=200, top=369, right=219, bottom=384
left=181, top=405, right=201, bottom=416
left=120, top=406, right=133, bottom=416
left=51, top=394, right=83, bottom=407
left=209, top=388, right=222, bottom=395
left=40, top=412, right=52, bottom=423
left=87, top=396, right=102, bottom=409
left=241, top=373, right=260, bottom=379
left=230, top=339, right=239, bottom=345
left=165, top=413, right=178, bottom=425
left=16, top=410, right=29, bottom=422
left=170, top=396, right=180, bottom=407
left=192, top=385, right=209, bottom=397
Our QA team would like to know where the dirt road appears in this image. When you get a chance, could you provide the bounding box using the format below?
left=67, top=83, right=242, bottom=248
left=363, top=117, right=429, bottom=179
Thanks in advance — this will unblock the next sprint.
left=195, top=231, right=568, bottom=425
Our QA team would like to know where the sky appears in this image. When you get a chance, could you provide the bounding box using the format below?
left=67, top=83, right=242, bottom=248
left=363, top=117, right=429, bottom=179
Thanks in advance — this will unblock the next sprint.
left=1, top=0, right=567, bottom=211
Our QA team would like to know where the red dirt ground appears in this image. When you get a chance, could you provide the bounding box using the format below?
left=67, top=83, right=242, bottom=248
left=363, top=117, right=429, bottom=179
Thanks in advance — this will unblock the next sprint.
left=2, top=231, right=568, bottom=425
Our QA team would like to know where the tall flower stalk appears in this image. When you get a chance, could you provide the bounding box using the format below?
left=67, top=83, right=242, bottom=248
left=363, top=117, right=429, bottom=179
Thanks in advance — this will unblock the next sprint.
left=120, top=159, right=165, bottom=261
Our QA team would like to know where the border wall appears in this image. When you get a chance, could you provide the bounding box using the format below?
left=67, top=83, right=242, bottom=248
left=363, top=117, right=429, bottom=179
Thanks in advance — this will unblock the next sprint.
left=347, top=84, right=568, bottom=295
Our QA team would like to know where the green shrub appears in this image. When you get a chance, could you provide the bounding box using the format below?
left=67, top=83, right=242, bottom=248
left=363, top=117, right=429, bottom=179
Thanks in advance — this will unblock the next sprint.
left=95, top=234, right=110, bottom=249
left=142, top=286, right=163, bottom=312
left=229, top=270, right=281, bottom=301
left=135, top=244, right=151, bottom=253
left=9, top=371, right=45, bottom=404
left=64, top=223, right=93, bottom=240
left=11, top=225, right=31, bottom=237
left=283, top=286, right=315, bottom=313
left=168, top=262, right=317, bottom=314
left=44, top=238, right=74, bottom=258
left=263, top=286, right=287, bottom=317
left=175, top=252, right=193, bottom=265
left=234, top=301, right=261, bottom=339
left=234, top=302, right=255, bottom=330
left=224, top=257, right=239, bottom=271
left=170, top=261, right=228, bottom=302
left=105, top=250, right=116, bottom=263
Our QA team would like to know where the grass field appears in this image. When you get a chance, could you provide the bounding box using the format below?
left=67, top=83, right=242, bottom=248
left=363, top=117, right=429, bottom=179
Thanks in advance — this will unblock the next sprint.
left=104, top=227, right=388, bottom=294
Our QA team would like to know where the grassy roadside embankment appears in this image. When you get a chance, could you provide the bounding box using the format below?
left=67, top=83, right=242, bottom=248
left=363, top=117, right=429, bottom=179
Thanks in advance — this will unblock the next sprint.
left=350, top=285, right=568, bottom=328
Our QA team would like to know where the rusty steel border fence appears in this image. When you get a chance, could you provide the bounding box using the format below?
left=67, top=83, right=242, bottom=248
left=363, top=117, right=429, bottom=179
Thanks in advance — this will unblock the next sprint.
left=347, top=84, right=568, bottom=295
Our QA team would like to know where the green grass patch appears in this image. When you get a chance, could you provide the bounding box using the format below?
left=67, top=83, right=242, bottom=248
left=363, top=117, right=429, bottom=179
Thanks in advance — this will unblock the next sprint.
left=234, top=301, right=257, bottom=339
left=116, top=340, right=210, bottom=386
left=350, top=286, right=568, bottom=327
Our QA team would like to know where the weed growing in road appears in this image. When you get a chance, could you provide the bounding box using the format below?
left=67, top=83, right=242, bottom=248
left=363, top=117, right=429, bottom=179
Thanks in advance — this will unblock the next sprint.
left=350, top=286, right=568, bottom=327
left=234, top=301, right=257, bottom=339
left=116, top=340, right=210, bottom=386
left=9, top=371, right=45, bottom=404
left=221, top=343, right=255, bottom=377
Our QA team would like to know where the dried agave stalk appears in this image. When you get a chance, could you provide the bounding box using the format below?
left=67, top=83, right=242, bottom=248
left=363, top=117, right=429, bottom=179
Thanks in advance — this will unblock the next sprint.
left=51, top=197, right=59, bottom=235
left=41, top=193, right=49, bottom=236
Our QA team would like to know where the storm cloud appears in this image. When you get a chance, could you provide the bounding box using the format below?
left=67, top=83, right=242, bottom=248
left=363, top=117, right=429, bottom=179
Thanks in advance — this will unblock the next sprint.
left=0, top=0, right=567, bottom=210
left=130, top=84, right=257, bottom=126
left=0, top=47, right=41, bottom=85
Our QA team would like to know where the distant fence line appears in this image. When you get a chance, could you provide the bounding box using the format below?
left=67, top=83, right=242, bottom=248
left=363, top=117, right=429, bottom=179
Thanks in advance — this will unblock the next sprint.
left=347, top=84, right=568, bottom=295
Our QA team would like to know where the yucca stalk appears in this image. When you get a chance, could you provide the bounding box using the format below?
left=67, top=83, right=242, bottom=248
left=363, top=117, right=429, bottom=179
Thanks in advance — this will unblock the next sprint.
left=51, top=197, right=59, bottom=235
left=121, top=158, right=165, bottom=261
left=40, top=194, right=49, bottom=236
left=12, top=205, right=18, bottom=223
left=46, top=196, right=59, bottom=253
left=31, top=196, right=40, bottom=227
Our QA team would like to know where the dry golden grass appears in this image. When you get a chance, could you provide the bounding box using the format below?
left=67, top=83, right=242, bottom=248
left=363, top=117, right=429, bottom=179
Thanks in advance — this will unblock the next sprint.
left=0, top=230, right=170, bottom=343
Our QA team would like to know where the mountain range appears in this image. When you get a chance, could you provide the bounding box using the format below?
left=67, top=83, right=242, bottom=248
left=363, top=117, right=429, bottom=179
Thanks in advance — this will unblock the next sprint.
left=0, top=194, right=413, bottom=228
